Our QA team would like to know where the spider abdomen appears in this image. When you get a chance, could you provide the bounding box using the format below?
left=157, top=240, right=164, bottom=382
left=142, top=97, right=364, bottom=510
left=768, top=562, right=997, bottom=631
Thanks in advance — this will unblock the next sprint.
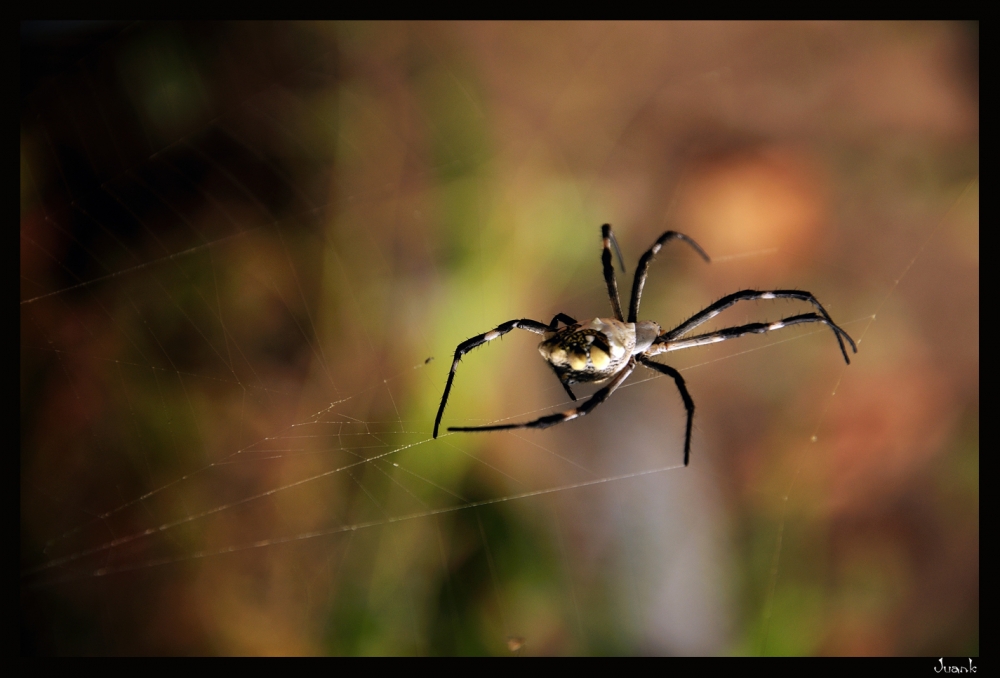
left=538, top=317, right=635, bottom=383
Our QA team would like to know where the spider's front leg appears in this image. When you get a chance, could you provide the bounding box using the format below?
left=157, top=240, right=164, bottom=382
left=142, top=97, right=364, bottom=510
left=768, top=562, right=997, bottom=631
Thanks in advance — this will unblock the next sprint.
left=660, top=289, right=857, bottom=363
left=629, top=230, right=710, bottom=323
left=652, top=312, right=857, bottom=364
left=433, top=314, right=577, bottom=438
left=601, top=224, right=626, bottom=321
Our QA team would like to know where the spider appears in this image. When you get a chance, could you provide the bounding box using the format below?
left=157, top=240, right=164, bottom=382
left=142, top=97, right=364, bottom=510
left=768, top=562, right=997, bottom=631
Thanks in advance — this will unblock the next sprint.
left=433, top=224, right=856, bottom=465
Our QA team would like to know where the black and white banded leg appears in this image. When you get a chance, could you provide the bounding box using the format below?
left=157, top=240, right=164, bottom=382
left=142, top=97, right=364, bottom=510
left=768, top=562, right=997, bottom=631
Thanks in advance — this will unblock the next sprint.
left=652, top=312, right=857, bottom=363
left=448, top=358, right=637, bottom=434
left=433, top=314, right=579, bottom=438
left=637, top=356, right=695, bottom=466
left=628, top=231, right=711, bottom=323
left=601, top=224, right=626, bottom=321
left=661, top=289, right=857, bottom=363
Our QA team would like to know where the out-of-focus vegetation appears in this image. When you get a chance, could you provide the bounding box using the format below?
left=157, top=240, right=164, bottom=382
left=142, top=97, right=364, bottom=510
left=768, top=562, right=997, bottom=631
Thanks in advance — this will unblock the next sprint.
left=21, top=22, right=977, bottom=655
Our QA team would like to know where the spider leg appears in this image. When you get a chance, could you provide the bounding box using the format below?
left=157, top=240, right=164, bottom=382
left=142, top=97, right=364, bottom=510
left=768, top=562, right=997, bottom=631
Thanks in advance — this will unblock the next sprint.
left=651, top=312, right=857, bottom=364
left=547, top=313, right=578, bottom=330
left=628, top=231, right=710, bottom=323
left=448, top=358, right=637, bottom=433
left=601, top=224, right=625, bottom=321
left=553, top=368, right=579, bottom=402
left=434, top=318, right=551, bottom=438
left=637, top=356, right=695, bottom=466
left=661, top=289, right=855, bottom=361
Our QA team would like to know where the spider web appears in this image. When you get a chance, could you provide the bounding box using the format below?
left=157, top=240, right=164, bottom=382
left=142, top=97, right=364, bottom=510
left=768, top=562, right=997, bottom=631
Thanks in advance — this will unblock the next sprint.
left=20, top=22, right=979, bottom=655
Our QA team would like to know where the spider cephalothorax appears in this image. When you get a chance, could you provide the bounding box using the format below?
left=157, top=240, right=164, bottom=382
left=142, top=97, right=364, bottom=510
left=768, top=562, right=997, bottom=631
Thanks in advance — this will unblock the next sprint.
left=433, top=224, right=856, bottom=466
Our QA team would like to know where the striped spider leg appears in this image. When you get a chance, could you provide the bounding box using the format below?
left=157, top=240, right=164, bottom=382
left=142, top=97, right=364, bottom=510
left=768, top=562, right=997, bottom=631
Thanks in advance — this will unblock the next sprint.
left=649, top=290, right=857, bottom=362
left=433, top=314, right=578, bottom=438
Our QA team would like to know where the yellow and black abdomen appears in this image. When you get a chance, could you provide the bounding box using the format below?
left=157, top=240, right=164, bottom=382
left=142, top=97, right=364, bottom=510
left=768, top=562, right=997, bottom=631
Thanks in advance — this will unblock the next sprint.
left=538, top=318, right=635, bottom=384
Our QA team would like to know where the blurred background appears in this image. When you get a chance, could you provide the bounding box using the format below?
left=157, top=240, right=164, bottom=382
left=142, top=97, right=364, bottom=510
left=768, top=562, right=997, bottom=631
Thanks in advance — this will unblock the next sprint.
left=20, top=22, right=978, bottom=655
